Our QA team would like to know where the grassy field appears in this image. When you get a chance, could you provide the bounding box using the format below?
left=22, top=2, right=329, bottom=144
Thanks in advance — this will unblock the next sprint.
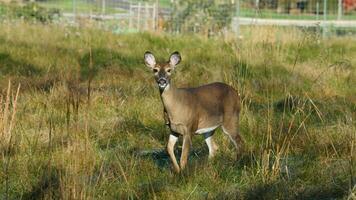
left=0, top=22, right=355, bottom=199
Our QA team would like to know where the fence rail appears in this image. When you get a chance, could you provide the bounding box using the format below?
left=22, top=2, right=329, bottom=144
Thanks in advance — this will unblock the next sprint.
left=0, top=0, right=356, bottom=36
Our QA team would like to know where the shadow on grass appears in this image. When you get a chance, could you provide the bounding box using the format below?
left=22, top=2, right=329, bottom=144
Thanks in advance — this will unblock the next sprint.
left=0, top=53, right=62, bottom=92
left=116, top=113, right=253, bottom=171
left=78, top=48, right=142, bottom=81
left=22, top=166, right=62, bottom=200
left=274, top=94, right=356, bottom=124
left=133, top=145, right=254, bottom=174
left=0, top=53, right=42, bottom=77
left=244, top=180, right=347, bottom=200
left=111, top=114, right=168, bottom=146
left=133, top=147, right=209, bottom=170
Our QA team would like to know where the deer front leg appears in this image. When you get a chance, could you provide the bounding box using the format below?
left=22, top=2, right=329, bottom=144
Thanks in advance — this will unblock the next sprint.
left=204, top=131, right=218, bottom=159
left=164, top=110, right=170, bottom=125
left=180, top=134, right=191, bottom=171
left=167, top=134, right=180, bottom=173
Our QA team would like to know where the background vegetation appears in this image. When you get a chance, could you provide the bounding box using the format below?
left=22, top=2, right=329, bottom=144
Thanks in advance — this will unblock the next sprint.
left=0, top=22, right=355, bottom=199
left=0, top=2, right=60, bottom=22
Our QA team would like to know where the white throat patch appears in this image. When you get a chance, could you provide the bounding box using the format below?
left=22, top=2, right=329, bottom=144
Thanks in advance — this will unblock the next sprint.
left=161, top=84, right=170, bottom=93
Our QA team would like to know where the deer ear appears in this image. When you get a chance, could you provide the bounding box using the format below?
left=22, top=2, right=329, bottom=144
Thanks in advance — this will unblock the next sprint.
left=144, top=51, right=156, bottom=69
left=169, top=51, right=181, bottom=67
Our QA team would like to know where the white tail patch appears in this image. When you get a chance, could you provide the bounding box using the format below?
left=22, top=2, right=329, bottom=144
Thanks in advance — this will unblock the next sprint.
left=195, top=125, right=219, bottom=134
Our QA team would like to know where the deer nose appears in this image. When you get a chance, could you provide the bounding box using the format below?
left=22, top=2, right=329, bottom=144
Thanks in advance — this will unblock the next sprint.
left=158, top=78, right=167, bottom=85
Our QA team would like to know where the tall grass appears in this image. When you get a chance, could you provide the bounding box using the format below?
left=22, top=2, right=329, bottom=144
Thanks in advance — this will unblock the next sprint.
left=0, top=22, right=355, bottom=199
left=0, top=81, right=20, bottom=200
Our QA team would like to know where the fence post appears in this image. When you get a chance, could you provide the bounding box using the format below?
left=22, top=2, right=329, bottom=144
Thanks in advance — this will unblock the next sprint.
left=235, top=0, right=240, bottom=38
left=156, top=0, right=159, bottom=31
left=145, top=3, right=149, bottom=30
left=152, top=2, right=156, bottom=30
left=172, top=0, right=179, bottom=34
left=255, top=0, right=259, bottom=17
left=322, top=0, right=328, bottom=38
left=102, top=0, right=106, bottom=16
left=316, top=2, right=319, bottom=20
left=137, top=2, right=141, bottom=31
left=323, top=0, right=327, bottom=21
left=129, top=3, right=132, bottom=30
left=73, top=0, right=76, bottom=22
left=337, top=0, right=342, bottom=20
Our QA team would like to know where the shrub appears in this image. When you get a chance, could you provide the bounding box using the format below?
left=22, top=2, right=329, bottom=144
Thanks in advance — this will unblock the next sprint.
left=1, top=2, right=60, bottom=23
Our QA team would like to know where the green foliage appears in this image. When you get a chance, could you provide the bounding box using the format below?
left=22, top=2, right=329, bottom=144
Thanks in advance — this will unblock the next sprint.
left=1, top=2, right=60, bottom=23
left=172, top=0, right=235, bottom=34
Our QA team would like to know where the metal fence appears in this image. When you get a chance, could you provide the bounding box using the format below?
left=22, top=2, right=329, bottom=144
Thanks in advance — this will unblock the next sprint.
left=0, top=0, right=356, bottom=35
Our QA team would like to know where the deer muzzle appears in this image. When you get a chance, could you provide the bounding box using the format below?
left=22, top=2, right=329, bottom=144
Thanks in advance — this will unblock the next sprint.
left=158, top=78, right=168, bottom=89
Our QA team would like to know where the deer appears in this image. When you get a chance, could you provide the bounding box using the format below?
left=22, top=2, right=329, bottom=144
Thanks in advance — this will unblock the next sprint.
left=144, top=51, right=244, bottom=173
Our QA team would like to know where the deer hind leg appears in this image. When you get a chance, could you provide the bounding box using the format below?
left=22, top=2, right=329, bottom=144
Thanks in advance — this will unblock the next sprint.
left=167, top=134, right=180, bottom=173
left=222, top=117, right=244, bottom=160
left=180, top=134, right=191, bottom=171
left=203, top=130, right=218, bottom=159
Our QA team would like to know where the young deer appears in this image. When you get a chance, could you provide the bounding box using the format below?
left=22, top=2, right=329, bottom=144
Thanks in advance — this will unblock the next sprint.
left=144, top=51, right=244, bottom=173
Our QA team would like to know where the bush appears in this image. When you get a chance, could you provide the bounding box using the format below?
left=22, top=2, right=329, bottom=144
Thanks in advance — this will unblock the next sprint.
left=1, top=2, right=60, bottom=23
left=172, top=0, right=235, bottom=35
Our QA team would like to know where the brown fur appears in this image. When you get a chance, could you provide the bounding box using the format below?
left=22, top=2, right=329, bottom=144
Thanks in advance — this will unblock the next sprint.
left=144, top=51, right=244, bottom=173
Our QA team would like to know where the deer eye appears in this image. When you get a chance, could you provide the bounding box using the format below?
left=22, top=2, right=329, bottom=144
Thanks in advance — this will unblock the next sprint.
left=153, top=69, right=158, bottom=73
left=167, top=69, right=171, bottom=73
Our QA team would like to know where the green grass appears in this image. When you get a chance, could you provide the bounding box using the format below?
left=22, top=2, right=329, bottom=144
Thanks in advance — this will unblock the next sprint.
left=37, top=0, right=172, bottom=14
left=37, top=0, right=79, bottom=11
left=37, top=0, right=124, bottom=14
left=0, top=22, right=355, bottom=199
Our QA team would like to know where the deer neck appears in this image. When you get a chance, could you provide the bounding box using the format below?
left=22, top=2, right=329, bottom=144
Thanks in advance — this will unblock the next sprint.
left=160, top=84, right=178, bottom=110
left=160, top=83, right=175, bottom=98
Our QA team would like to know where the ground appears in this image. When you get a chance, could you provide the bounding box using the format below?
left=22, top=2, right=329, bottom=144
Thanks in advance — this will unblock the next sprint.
left=0, top=22, right=355, bottom=199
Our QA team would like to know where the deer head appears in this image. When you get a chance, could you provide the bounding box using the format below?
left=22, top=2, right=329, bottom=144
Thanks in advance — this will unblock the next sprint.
left=144, top=51, right=181, bottom=91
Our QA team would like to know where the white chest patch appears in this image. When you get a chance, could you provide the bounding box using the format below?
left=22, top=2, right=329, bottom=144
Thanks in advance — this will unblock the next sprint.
left=195, top=125, right=220, bottom=134
left=169, top=134, right=178, bottom=143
